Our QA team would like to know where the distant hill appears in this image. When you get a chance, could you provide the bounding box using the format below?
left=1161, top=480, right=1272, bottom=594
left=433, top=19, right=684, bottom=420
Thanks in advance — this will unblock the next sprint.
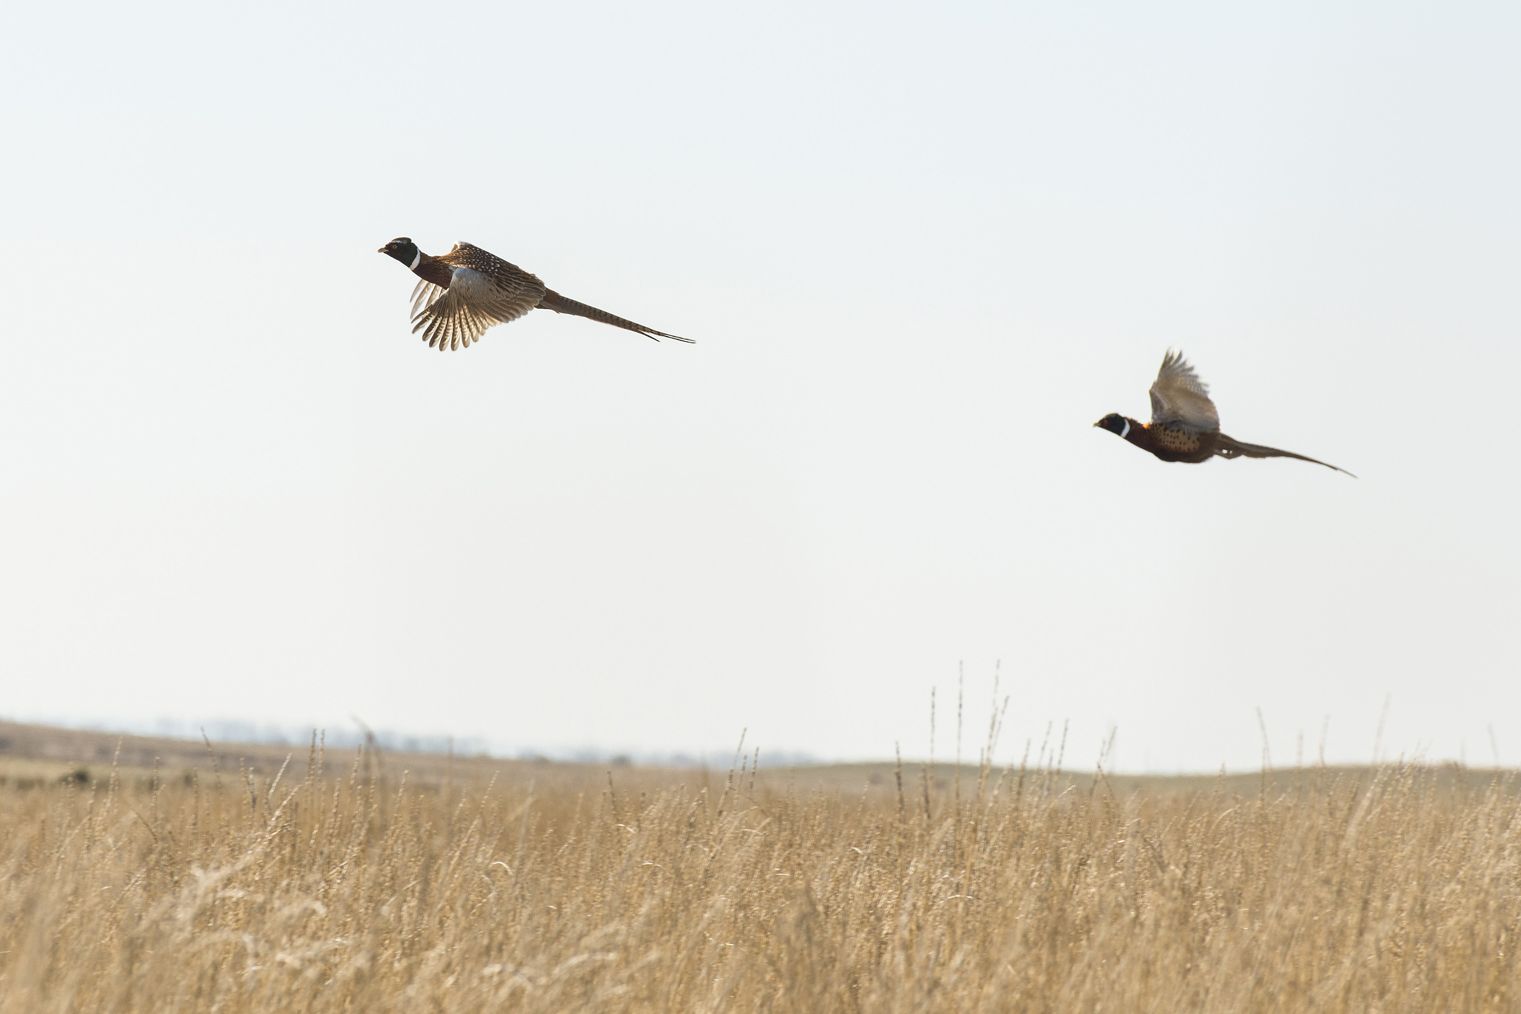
left=2, top=718, right=1514, bottom=800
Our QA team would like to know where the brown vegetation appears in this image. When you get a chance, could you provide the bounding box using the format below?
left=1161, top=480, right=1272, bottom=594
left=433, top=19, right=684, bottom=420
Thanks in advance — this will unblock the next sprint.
left=1, top=724, right=1519, bottom=1011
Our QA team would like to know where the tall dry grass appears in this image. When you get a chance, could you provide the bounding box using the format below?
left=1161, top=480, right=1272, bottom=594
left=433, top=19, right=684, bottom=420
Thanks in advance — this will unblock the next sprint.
left=1, top=743, right=1519, bottom=1012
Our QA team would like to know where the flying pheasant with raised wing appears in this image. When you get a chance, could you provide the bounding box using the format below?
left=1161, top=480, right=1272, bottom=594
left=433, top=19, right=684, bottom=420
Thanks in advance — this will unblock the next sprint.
left=379, top=238, right=694, bottom=351
left=1094, top=350, right=1353, bottom=475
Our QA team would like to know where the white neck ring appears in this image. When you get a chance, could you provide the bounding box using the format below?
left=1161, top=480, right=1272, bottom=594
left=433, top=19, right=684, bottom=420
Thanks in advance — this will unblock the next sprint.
left=409, top=250, right=421, bottom=270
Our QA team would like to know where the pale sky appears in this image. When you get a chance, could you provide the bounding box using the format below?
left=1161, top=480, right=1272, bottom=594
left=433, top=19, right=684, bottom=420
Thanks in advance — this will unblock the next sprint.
left=3, top=1, right=1518, bottom=771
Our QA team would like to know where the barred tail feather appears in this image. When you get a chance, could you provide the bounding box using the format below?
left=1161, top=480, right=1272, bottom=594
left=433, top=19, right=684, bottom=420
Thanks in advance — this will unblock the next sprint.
left=1215, top=434, right=1356, bottom=477
left=538, top=290, right=694, bottom=343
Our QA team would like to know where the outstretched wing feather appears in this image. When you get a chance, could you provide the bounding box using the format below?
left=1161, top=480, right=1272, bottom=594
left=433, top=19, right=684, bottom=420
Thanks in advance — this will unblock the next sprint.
left=1148, top=349, right=1221, bottom=431
left=409, top=265, right=544, bottom=351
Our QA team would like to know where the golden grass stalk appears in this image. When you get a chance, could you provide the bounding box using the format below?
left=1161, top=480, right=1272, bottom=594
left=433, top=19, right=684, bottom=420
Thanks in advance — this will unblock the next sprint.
left=1, top=745, right=1519, bottom=1012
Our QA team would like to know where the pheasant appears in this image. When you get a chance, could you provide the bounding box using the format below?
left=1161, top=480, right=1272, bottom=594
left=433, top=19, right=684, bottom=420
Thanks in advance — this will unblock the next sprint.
left=379, top=238, right=693, bottom=351
left=1094, top=350, right=1353, bottom=475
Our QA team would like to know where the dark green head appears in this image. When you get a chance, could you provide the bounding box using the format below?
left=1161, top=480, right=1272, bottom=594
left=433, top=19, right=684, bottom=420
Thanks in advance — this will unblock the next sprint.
left=378, top=237, right=420, bottom=267
left=1093, top=413, right=1132, bottom=438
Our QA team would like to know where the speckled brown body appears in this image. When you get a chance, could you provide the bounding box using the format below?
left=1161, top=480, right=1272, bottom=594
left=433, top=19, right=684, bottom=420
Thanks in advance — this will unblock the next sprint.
left=425, top=245, right=545, bottom=294
left=1137, top=423, right=1212, bottom=463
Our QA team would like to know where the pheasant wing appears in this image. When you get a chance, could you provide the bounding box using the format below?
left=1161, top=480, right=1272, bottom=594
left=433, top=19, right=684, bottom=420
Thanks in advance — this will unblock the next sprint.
left=1148, top=350, right=1221, bottom=432
left=409, top=243, right=547, bottom=351
left=410, top=278, right=444, bottom=319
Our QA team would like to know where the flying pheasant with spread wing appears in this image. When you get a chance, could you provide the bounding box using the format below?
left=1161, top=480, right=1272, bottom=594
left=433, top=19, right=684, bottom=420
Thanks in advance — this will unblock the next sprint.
left=379, top=238, right=693, bottom=351
left=1094, top=350, right=1353, bottom=476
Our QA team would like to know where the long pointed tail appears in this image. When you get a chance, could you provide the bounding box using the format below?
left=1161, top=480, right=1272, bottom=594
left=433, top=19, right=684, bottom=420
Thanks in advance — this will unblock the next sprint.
left=1215, top=434, right=1355, bottom=477
left=538, top=289, right=694, bottom=343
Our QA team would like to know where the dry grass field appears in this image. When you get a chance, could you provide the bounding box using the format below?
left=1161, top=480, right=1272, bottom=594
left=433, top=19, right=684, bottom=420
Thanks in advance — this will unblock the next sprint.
left=2, top=721, right=1520, bottom=1012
